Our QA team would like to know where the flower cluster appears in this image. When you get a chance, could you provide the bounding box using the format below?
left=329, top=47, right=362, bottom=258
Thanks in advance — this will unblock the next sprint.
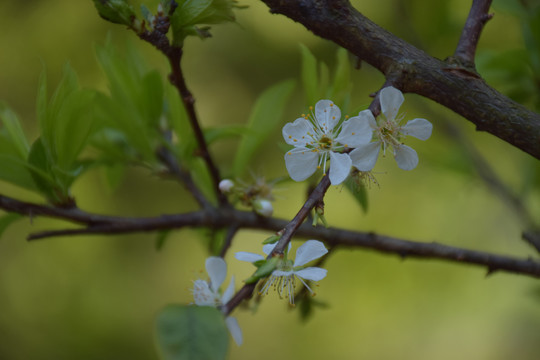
left=282, top=100, right=372, bottom=185
left=190, top=240, right=328, bottom=346
left=282, top=87, right=432, bottom=184
left=218, top=176, right=275, bottom=217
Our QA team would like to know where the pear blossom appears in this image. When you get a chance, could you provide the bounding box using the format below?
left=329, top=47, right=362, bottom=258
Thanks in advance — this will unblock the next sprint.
left=235, top=240, right=328, bottom=304
left=192, top=256, right=243, bottom=346
left=349, top=86, right=433, bottom=171
left=283, top=100, right=372, bottom=185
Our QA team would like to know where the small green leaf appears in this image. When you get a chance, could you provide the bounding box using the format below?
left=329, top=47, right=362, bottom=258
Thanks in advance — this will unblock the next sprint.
left=155, top=305, right=229, bottom=360
left=299, top=44, right=318, bottom=106
left=155, top=230, right=172, bottom=251
left=92, top=0, right=137, bottom=26
left=0, top=103, right=29, bottom=159
left=262, top=234, right=280, bottom=245
left=27, top=137, right=62, bottom=202
left=344, top=175, right=368, bottom=213
left=245, top=257, right=279, bottom=284
left=233, top=79, right=295, bottom=175
left=329, top=47, right=352, bottom=104
left=170, top=0, right=239, bottom=45
left=0, top=213, right=23, bottom=239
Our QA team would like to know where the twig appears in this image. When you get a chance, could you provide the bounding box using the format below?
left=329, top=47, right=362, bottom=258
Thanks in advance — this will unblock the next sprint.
left=219, top=225, right=240, bottom=257
left=271, top=175, right=331, bottom=255
left=167, top=49, right=228, bottom=206
left=137, top=16, right=228, bottom=206
left=156, top=146, right=212, bottom=209
left=454, top=0, right=494, bottom=66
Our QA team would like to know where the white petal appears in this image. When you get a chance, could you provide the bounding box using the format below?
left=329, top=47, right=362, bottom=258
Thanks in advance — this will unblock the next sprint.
left=328, top=151, right=352, bottom=185
left=205, top=257, right=227, bottom=292
left=293, top=240, right=328, bottom=267
left=334, top=116, right=373, bottom=147
left=282, top=118, right=314, bottom=146
left=358, top=109, right=378, bottom=129
left=221, top=275, right=235, bottom=304
left=295, top=267, right=328, bottom=281
left=192, top=280, right=215, bottom=306
left=380, top=86, right=404, bottom=122
left=394, top=144, right=419, bottom=170
left=262, top=242, right=291, bottom=256
left=401, top=118, right=432, bottom=140
left=234, top=252, right=264, bottom=263
left=350, top=142, right=381, bottom=171
left=315, top=99, right=340, bottom=132
left=225, top=317, right=243, bottom=346
left=284, top=147, right=318, bottom=182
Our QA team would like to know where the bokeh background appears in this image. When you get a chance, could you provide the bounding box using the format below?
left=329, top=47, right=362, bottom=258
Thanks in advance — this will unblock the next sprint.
left=1, top=0, right=539, bottom=359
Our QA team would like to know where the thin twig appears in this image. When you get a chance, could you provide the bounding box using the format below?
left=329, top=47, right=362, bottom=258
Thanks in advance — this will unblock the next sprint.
left=156, top=145, right=212, bottom=209
left=219, top=224, right=240, bottom=257
left=454, top=0, right=494, bottom=66
left=167, top=49, right=228, bottom=206
left=137, top=16, right=228, bottom=207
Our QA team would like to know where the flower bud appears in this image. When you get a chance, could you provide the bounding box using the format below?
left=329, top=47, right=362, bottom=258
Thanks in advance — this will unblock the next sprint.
left=253, top=199, right=273, bottom=217
left=219, top=179, right=234, bottom=193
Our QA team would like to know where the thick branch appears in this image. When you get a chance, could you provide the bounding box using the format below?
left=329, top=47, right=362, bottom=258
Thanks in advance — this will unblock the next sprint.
left=454, top=0, right=494, bottom=66
left=260, top=0, right=540, bottom=160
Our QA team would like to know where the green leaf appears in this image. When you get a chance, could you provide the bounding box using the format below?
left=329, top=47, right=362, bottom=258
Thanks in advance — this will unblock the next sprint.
left=155, top=229, right=173, bottom=251
left=170, top=0, right=238, bottom=45
left=329, top=47, right=352, bottom=104
left=27, top=137, right=60, bottom=201
left=233, top=79, right=295, bottom=175
left=299, top=44, right=318, bottom=106
left=0, top=103, right=29, bottom=159
left=155, top=305, right=229, bottom=360
left=0, top=213, right=23, bottom=239
left=94, top=41, right=163, bottom=162
left=245, top=257, right=279, bottom=284
left=344, top=175, right=368, bottom=213
left=92, top=0, right=137, bottom=26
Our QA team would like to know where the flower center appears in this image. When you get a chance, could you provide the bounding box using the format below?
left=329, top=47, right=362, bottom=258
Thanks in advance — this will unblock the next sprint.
left=318, top=135, right=333, bottom=150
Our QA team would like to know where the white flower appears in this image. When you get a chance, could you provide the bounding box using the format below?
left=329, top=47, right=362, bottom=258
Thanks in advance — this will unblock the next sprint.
left=192, top=256, right=243, bottom=346
left=282, top=100, right=372, bottom=185
left=253, top=198, right=273, bottom=217
left=218, top=179, right=235, bottom=193
left=349, top=86, right=433, bottom=171
left=235, top=240, right=328, bottom=304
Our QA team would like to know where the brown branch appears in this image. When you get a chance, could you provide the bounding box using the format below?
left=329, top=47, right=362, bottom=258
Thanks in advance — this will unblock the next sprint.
left=156, top=145, right=211, bottom=209
left=0, top=193, right=538, bottom=280
left=259, top=0, right=540, bottom=160
left=454, top=0, right=494, bottom=66
left=138, top=17, right=228, bottom=206
left=167, top=49, right=228, bottom=206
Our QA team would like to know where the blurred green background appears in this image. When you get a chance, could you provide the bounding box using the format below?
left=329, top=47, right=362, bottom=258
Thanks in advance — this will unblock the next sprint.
left=1, top=0, right=539, bottom=359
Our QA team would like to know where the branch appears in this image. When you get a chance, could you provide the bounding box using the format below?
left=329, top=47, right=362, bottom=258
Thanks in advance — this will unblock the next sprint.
left=259, top=0, right=540, bottom=160
left=1, top=194, right=538, bottom=280
left=454, top=0, right=494, bottom=66
left=138, top=17, right=228, bottom=206
left=156, top=145, right=212, bottom=209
